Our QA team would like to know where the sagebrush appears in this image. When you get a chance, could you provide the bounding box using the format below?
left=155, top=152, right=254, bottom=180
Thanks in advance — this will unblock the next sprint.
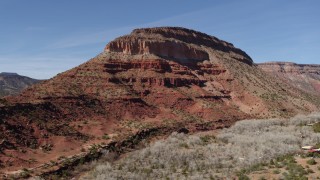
left=81, top=113, right=320, bottom=180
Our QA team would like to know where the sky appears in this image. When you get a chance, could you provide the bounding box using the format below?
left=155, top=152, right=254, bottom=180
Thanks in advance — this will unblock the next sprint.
left=0, top=0, right=319, bottom=79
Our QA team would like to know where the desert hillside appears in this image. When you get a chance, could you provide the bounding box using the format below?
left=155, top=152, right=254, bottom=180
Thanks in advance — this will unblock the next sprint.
left=1, top=27, right=320, bottom=178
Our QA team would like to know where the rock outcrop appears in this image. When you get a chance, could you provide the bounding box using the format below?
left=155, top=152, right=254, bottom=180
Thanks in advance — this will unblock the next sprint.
left=105, top=27, right=253, bottom=65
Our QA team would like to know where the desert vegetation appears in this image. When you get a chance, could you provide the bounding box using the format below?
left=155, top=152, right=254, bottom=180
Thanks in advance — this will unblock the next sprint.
left=81, top=113, right=320, bottom=179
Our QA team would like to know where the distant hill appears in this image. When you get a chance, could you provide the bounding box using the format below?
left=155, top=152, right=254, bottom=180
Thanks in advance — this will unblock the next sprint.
left=258, top=62, right=320, bottom=95
left=0, top=72, right=41, bottom=97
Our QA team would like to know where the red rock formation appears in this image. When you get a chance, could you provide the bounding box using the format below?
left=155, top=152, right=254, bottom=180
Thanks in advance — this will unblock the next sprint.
left=131, top=27, right=252, bottom=63
left=106, top=38, right=210, bottom=62
left=105, top=27, right=252, bottom=65
left=104, top=59, right=171, bottom=74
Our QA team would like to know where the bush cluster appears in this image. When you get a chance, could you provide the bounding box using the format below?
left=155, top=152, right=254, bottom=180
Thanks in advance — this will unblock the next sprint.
left=81, top=113, right=320, bottom=180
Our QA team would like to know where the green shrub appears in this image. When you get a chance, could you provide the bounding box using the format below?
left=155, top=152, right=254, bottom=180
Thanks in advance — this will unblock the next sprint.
left=273, top=169, right=281, bottom=174
left=283, top=163, right=308, bottom=179
left=307, top=159, right=317, bottom=165
left=237, top=173, right=250, bottom=180
left=276, top=154, right=296, bottom=164
left=179, top=143, right=189, bottom=148
left=313, top=123, right=320, bottom=133
left=306, top=168, right=314, bottom=174
left=102, top=134, right=110, bottom=140
left=20, top=168, right=31, bottom=178
left=307, top=151, right=320, bottom=158
left=307, top=158, right=317, bottom=165
left=200, top=135, right=215, bottom=144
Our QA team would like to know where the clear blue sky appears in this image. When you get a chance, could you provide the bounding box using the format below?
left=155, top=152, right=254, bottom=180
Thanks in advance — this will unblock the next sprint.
left=0, top=0, right=319, bottom=79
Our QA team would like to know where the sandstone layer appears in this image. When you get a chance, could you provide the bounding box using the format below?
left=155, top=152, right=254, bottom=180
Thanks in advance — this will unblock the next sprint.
left=105, top=27, right=253, bottom=65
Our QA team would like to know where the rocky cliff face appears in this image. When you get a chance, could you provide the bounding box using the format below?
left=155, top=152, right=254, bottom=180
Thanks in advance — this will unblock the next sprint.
left=258, top=62, right=320, bottom=94
left=1, top=27, right=320, bottom=175
left=105, top=27, right=252, bottom=65
left=0, top=72, right=41, bottom=97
